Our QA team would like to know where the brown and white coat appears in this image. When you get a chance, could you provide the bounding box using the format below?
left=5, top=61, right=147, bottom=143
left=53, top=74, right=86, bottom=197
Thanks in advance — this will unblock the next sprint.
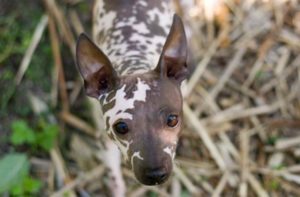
left=76, top=0, right=188, bottom=185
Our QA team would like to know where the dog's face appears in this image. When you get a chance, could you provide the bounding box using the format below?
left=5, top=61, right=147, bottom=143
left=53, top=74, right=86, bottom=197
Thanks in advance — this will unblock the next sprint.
left=76, top=15, right=188, bottom=185
left=100, top=74, right=183, bottom=185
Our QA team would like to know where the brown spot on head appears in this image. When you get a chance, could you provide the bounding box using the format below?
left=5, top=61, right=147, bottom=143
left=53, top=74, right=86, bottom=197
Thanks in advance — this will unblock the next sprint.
left=106, top=90, right=117, bottom=102
left=123, top=78, right=138, bottom=99
left=102, top=99, right=116, bottom=114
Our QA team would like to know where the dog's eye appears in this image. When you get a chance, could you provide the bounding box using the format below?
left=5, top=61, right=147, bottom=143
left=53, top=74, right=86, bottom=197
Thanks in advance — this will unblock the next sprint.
left=113, top=122, right=129, bottom=134
left=167, top=114, right=178, bottom=128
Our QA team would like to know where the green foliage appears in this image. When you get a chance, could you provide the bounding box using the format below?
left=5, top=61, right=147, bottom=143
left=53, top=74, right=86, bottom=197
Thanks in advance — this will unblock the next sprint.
left=10, top=120, right=58, bottom=152
left=0, top=2, right=43, bottom=63
left=0, top=4, right=52, bottom=114
left=268, top=179, right=280, bottom=190
left=180, top=190, right=190, bottom=197
left=0, top=69, right=16, bottom=114
left=11, top=120, right=36, bottom=145
left=271, top=164, right=285, bottom=170
left=10, top=176, right=42, bottom=196
left=77, top=2, right=89, bottom=12
left=255, top=70, right=264, bottom=80
left=25, top=36, right=53, bottom=92
left=0, top=16, right=33, bottom=63
left=147, top=191, right=158, bottom=197
left=266, top=135, right=278, bottom=145
left=35, top=123, right=59, bottom=151
left=0, top=153, right=41, bottom=195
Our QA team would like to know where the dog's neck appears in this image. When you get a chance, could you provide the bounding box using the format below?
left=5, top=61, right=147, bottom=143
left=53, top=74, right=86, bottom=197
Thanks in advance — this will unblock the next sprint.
left=92, top=0, right=173, bottom=75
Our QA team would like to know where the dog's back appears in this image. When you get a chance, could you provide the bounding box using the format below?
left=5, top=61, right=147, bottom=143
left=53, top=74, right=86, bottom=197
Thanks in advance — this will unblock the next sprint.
left=93, top=0, right=173, bottom=75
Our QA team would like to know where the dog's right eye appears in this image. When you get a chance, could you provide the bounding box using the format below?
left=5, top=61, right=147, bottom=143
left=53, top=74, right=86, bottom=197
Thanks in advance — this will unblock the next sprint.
left=166, top=114, right=179, bottom=128
left=113, top=122, right=129, bottom=134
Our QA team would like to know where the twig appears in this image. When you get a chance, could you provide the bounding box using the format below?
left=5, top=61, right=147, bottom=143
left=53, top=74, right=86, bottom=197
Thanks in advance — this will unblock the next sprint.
left=15, top=15, right=48, bottom=85
left=173, top=165, right=200, bottom=194
left=44, top=0, right=76, bottom=57
left=203, top=102, right=280, bottom=125
left=239, top=130, right=249, bottom=197
left=276, top=177, right=300, bottom=195
left=127, top=187, right=147, bottom=197
left=183, top=27, right=229, bottom=97
left=69, top=10, right=84, bottom=35
left=50, top=165, right=105, bottom=197
left=209, top=47, right=247, bottom=99
left=243, top=36, right=274, bottom=87
left=275, top=136, right=300, bottom=150
left=279, top=29, right=300, bottom=49
left=171, top=177, right=181, bottom=197
left=183, top=103, right=227, bottom=170
left=60, top=111, right=97, bottom=138
left=211, top=171, right=229, bottom=197
left=47, top=11, right=69, bottom=112
left=247, top=172, right=269, bottom=197
left=280, top=172, right=300, bottom=185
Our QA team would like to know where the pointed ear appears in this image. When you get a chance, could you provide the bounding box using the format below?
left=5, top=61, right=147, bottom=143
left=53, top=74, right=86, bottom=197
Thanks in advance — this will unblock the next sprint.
left=155, top=14, right=188, bottom=83
left=76, top=33, right=118, bottom=98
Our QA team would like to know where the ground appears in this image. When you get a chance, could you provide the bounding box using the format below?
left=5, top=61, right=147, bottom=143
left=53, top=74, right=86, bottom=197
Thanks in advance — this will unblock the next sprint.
left=0, top=0, right=300, bottom=196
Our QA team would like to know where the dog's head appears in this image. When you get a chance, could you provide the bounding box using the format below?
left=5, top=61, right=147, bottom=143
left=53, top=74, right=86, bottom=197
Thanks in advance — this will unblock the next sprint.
left=76, top=15, right=188, bottom=185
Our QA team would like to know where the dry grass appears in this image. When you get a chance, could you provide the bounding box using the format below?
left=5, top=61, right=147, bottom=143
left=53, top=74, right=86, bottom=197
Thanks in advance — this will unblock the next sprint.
left=17, top=0, right=300, bottom=196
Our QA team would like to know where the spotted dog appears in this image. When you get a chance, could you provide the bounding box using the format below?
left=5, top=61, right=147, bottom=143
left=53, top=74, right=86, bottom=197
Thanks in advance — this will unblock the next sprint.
left=76, top=0, right=188, bottom=185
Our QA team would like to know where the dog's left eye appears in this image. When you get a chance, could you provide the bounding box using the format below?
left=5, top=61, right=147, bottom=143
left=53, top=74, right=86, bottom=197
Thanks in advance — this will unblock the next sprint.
left=113, top=122, right=129, bottom=134
left=167, top=114, right=178, bottom=128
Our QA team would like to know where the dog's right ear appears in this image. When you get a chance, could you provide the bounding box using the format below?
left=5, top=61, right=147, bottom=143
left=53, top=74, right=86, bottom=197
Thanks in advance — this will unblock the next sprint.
left=155, top=14, right=188, bottom=84
left=76, top=33, right=118, bottom=98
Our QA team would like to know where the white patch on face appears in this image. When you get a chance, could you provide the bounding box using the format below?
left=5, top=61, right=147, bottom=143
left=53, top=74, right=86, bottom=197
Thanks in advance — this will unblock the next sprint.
left=131, top=151, right=144, bottom=171
left=101, top=78, right=150, bottom=160
left=163, top=146, right=175, bottom=160
left=114, top=139, right=132, bottom=161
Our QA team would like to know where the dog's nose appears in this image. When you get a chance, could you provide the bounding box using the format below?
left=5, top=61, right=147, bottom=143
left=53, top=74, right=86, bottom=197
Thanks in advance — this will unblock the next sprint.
left=144, top=168, right=168, bottom=184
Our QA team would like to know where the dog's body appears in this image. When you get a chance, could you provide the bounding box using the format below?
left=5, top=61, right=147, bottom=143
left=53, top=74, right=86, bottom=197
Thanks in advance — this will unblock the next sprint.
left=92, top=0, right=173, bottom=75
left=76, top=0, right=188, bottom=185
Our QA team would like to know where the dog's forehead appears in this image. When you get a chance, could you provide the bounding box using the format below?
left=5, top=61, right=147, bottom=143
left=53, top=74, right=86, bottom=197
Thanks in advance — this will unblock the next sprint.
left=100, top=76, right=182, bottom=131
left=99, top=76, right=181, bottom=164
left=124, top=76, right=182, bottom=107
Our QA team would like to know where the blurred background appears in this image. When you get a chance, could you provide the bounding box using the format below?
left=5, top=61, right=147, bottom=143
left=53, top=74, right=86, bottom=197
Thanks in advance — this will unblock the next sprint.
left=0, top=0, right=300, bottom=196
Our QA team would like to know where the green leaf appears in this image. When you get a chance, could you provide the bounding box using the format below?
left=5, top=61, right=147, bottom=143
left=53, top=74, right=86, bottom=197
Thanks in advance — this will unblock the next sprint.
left=181, top=190, right=190, bottom=197
left=0, top=153, right=29, bottom=193
left=36, top=124, right=58, bottom=151
left=23, top=176, right=42, bottom=193
left=148, top=191, right=158, bottom=197
left=10, top=120, right=36, bottom=145
left=10, top=183, right=24, bottom=196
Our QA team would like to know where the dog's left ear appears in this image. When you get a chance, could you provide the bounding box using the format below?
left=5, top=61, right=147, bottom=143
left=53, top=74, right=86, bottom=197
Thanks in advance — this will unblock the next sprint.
left=155, top=14, right=188, bottom=83
left=76, top=33, right=118, bottom=98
